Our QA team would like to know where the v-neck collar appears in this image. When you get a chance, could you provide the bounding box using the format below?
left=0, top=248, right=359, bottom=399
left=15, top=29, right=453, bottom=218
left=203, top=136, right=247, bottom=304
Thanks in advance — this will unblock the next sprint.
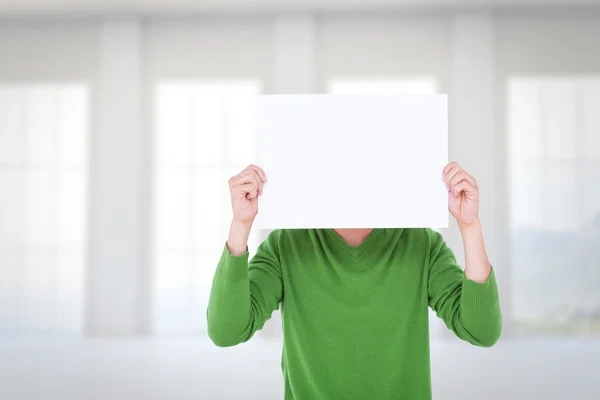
left=323, top=228, right=384, bottom=258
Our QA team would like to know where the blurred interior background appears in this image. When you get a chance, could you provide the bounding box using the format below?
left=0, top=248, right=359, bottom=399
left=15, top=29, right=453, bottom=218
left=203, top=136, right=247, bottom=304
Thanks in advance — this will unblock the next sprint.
left=0, top=0, right=599, bottom=399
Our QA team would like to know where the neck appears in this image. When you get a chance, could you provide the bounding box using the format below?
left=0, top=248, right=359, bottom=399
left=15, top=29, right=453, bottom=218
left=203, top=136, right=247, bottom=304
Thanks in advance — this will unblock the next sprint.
left=333, top=228, right=374, bottom=248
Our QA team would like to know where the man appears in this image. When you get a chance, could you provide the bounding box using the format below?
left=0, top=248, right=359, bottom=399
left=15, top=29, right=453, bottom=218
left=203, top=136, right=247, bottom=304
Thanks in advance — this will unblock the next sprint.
left=207, top=161, right=501, bottom=399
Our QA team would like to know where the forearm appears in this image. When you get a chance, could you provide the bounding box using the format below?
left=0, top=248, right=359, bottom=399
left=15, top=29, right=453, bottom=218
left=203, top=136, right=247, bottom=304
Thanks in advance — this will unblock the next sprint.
left=459, top=217, right=492, bottom=283
left=207, top=244, right=253, bottom=347
left=208, top=224, right=283, bottom=347
left=457, top=219, right=501, bottom=346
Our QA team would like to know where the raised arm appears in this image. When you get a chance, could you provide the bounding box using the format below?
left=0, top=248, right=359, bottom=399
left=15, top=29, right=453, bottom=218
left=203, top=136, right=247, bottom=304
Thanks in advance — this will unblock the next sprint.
left=427, top=162, right=502, bottom=347
left=206, top=165, right=283, bottom=347
left=427, top=227, right=502, bottom=347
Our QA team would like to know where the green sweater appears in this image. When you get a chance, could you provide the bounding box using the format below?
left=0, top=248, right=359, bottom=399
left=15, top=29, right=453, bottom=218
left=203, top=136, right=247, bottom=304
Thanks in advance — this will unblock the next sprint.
left=207, top=228, right=502, bottom=400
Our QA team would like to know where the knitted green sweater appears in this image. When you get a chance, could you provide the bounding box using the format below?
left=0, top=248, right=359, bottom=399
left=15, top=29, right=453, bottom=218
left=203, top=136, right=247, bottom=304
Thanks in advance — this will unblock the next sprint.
left=207, top=228, right=502, bottom=399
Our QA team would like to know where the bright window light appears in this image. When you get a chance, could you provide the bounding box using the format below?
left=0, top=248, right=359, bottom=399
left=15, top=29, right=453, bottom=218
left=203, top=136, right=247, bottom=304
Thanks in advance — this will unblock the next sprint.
left=0, top=83, right=88, bottom=334
left=153, top=80, right=261, bottom=334
left=508, top=77, right=600, bottom=336
left=329, top=78, right=438, bottom=95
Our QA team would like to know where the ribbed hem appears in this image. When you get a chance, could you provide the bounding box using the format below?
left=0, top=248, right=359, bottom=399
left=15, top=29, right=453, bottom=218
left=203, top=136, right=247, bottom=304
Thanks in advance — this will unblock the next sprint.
left=461, top=267, right=499, bottom=311
left=216, top=243, right=250, bottom=282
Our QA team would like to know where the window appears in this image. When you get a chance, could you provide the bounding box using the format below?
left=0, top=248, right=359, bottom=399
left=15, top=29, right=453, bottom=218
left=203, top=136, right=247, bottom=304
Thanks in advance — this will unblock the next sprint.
left=329, top=78, right=438, bottom=95
left=0, top=83, right=89, bottom=334
left=153, top=81, right=261, bottom=334
left=508, top=77, right=600, bottom=336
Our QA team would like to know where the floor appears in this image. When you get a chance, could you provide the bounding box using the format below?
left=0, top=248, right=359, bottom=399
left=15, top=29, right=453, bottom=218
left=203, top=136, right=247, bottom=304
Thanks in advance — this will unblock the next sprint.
left=0, top=337, right=598, bottom=399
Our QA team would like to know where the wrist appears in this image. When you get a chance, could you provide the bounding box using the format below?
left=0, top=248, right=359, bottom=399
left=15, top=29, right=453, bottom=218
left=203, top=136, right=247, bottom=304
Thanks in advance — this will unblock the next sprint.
left=227, top=219, right=253, bottom=256
left=458, top=216, right=481, bottom=235
left=231, top=218, right=254, bottom=232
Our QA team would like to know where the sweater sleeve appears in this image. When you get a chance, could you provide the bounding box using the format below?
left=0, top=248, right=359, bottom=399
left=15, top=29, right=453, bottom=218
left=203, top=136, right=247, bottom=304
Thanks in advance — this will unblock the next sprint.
left=207, top=230, right=283, bottom=347
left=427, top=230, right=502, bottom=347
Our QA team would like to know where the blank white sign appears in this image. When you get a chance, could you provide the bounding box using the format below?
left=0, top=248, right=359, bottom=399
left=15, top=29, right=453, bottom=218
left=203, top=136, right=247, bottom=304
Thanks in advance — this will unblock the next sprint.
left=255, top=94, right=448, bottom=229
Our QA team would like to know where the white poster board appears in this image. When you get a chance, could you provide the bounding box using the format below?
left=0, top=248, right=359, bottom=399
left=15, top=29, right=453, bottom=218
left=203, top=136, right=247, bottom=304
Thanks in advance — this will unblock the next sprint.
left=256, top=94, right=448, bottom=229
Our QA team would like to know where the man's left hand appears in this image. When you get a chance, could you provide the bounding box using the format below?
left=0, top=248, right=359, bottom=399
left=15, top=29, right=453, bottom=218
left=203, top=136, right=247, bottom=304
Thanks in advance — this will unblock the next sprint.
left=442, top=162, right=479, bottom=227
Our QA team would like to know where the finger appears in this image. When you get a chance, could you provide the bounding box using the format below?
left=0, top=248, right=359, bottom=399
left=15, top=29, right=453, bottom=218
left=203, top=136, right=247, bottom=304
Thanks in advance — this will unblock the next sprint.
left=246, top=189, right=259, bottom=200
left=248, top=164, right=267, bottom=182
left=443, top=166, right=462, bottom=188
left=228, top=172, right=245, bottom=187
left=452, top=181, right=467, bottom=197
left=247, top=169, right=264, bottom=195
left=443, top=161, right=459, bottom=177
left=452, top=181, right=477, bottom=198
left=237, top=181, right=258, bottom=194
left=236, top=169, right=263, bottom=194
left=245, top=166, right=266, bottom=195
left=449, top=171, right=477, bottom=189
left=230, top=170, right=263, bottom=194
left=237, top=182, right=258, bottom=199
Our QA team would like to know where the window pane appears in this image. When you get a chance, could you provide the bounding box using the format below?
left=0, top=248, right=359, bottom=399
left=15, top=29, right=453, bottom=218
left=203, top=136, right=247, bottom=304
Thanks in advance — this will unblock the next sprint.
left=508, top=79, right=543, bottom=162
left=0, top=253, right=19, bottom=332
left=156, top=83, right=192, bottom=166
left=541, top=80, right=577, bottom=161
left=512, top=231, right=572, bottom=322
left=0, top=87, right=24, bottom=165
left=0, top=169, right=23, bottom=248
left=509, top=164, right=543, bottom=230
left=55, top=251, right=85, bottom=332
left=329, top=81, right=363, bottom=94
left=194, top=169, right=227, bottom=249
left=56, top=85, right=88, bottom=166
left=21, top=252, right=56, bottom=332
left=582, top=165, right=600, bottom=226
left=57, top=170, right=87, bottom=248
left=576, top=172, right=600, bottom=320
left=153, top=252, right=193, bottom=333
left=544, top=164, right=578, bottom=233
left=25, top=86, right=56, bottom=165
left=224, top=166, right=241, bottom=224
left=194, top=84, right=225, bottom=165
left=582, top=80, right=600, bottom=161
left=329, top=78, right=437, bottom=95
left=24, top=169, right=56, bottom=248
left=154, top=168, right=192, bottom=250
left=226, top=82, right=259, bottom=166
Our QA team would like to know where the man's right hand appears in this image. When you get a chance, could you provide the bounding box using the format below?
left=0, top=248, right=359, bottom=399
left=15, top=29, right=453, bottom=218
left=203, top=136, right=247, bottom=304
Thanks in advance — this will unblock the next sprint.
left=227, top=164, right=267, bottom=256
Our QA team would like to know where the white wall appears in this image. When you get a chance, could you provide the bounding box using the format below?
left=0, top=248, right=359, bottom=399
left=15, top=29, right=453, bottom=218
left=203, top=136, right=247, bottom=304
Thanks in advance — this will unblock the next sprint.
left=1, top=0, right=598, bottom=14
left=0, top=20, right=100, bottom=81
left=315, top=14, right=452, bottom=92
left=87, top=19, right=145, bottom=336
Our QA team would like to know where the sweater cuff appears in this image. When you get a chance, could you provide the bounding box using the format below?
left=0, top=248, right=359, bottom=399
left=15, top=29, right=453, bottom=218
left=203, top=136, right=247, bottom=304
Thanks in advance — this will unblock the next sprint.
left=461, top=267, right=499, bottom=312
left=216, top=243, right=250, bottom=282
